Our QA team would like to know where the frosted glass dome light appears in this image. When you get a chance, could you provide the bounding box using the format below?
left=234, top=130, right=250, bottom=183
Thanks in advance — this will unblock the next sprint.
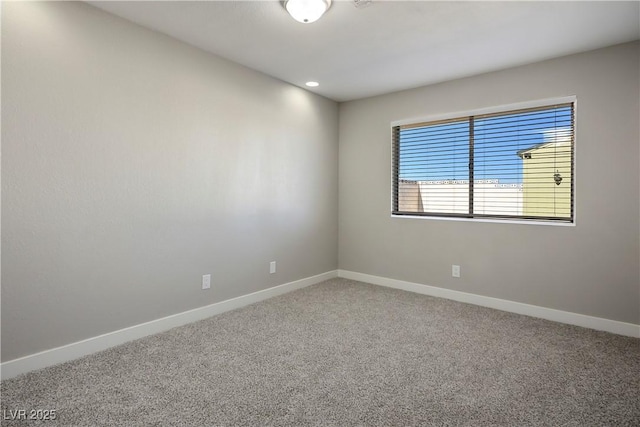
left=285, top=0, right=332, bottom=24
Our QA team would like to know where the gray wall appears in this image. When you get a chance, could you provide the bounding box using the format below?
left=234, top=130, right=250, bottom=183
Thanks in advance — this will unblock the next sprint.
left=339, top=42, right=640, bottom=325
left=2, top=2, right=638, bottom=365
left=1, top=2, right=338, bottom=362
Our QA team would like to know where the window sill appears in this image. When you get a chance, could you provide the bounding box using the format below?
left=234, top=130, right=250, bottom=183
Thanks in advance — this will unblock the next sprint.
left=390, top=214, right=575, bottom=227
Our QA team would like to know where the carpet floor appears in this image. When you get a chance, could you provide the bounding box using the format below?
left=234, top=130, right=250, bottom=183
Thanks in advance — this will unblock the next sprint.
left=2, top=278, right=639, bottom=426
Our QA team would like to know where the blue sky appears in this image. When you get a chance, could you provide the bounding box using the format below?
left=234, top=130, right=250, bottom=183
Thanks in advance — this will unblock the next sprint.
left=398, top=106, right=573, bottom=183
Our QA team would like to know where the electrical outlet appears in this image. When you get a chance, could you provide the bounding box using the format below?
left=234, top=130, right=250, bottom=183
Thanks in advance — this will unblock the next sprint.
left=270, top=261, right=276, bottom=274
left=202, top=274, right=211, bottom=290
left=452, top=265, right=461, bottom=278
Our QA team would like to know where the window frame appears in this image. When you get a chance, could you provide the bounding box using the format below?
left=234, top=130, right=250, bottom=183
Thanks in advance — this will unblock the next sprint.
left=391, top=96, right=577, bottom=226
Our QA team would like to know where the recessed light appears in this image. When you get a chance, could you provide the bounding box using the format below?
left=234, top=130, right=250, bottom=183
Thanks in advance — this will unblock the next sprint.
left=306, top=81, right=320, bottom=87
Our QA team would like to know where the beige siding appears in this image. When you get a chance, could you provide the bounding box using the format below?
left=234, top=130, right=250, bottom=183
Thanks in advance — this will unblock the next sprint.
left=522, top=141, right=572, bottom=217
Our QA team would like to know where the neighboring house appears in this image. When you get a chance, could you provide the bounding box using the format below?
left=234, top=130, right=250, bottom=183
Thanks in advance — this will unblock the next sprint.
left=517, top=129, right=572, bottom=218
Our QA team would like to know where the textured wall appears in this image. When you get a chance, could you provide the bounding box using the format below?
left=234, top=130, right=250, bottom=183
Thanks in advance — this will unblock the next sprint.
left=1, top=2, right=338, bottom=361
left=339, top=42, right=640, bottom=325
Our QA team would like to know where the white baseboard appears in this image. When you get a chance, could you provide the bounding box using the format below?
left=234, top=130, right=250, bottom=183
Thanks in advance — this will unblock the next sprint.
left=3, top=269, right=636, bottom=380
left=1, top=270, right=338, bottom=380
left=338, top=270, right=640, bottom=338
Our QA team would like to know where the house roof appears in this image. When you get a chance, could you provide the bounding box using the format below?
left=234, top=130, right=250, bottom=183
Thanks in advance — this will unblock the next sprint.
left=517, top=141, right=555, bottom=158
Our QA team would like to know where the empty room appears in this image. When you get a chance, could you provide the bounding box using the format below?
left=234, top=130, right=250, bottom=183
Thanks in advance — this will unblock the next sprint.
left=1, top=1, right=639, bottom=425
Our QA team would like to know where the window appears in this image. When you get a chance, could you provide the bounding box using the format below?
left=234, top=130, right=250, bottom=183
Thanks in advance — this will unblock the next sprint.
left=392, top=100, right=575, bottom=223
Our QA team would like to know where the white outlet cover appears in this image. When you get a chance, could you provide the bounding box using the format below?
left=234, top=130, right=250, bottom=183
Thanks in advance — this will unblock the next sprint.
left=452, top=265, right=461, bottom=278
left=202, top=274, right=211, bottom=289
left=269, top=261, right=276, bottom=274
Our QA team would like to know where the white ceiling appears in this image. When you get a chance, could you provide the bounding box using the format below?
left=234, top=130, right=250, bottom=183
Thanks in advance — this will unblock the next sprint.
left=90, top=1, right=640, bottom=102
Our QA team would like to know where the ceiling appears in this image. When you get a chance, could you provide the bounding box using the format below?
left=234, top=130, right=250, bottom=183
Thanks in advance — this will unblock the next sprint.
left=90, top=1, right=640, bottom=102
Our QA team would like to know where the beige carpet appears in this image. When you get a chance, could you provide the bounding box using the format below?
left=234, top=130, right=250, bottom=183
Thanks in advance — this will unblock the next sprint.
left=2, top=278, right=639, bottom=426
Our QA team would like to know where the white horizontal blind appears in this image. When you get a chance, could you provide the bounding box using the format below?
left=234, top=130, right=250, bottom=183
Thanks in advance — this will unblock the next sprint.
left=392, top=103, right=574, bottom=222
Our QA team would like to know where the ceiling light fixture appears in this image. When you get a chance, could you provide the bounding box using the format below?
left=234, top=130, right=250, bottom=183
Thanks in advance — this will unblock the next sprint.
left=305, top=81, right=320, bottom=87
left=285, top=0, right=332, bottom=24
